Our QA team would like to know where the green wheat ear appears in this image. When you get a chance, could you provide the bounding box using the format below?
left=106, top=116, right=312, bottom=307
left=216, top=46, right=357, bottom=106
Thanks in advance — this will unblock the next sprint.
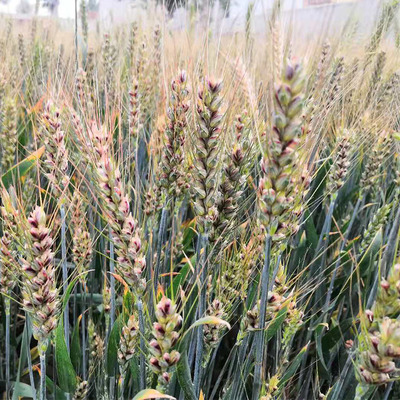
left=73, top=380, right=88, bottom=400
left=159, top=70, right=190, bottom=203
left=1, top=97, right=18, bottom=173
left=71, top=191, right=93, bottom=286
left=258, top=61, right=306, bottom=245
left=356, top=262, right=400, bottom=387
left=192, top=77, right=224, bottom=232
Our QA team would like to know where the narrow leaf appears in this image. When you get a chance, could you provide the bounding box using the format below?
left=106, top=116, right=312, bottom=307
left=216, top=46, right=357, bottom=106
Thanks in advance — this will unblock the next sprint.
left=55, top=321, right=77, bottom=393
left=1, top=146, right=44, bottom=189
left=184, top=316, right=231, bottom=337
left=106, top=314, right=123, bottom=376
left=11, top=382, right=34, bottom=398
left=70, top=315, right=82, bottom=372
left=278, top=343, right=309, bottom=389
left=176, top=334, right=197, bottom=400
left=266, top=307, right=288, bottom=342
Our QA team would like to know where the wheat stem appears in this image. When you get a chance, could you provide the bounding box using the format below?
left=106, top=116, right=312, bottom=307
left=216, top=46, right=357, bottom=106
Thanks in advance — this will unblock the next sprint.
left=25, top=315, right=37, bottom=400
left=109, top=227, right=115, bottom=338
left=119, top=375, right=125, bottom=400
left=5, top=298, right=10, bottom=398
left=61, top=205, right=69, bottom=352
left=109, top=376, right=115, bottom=400
left=137, top=299, right=146, bottom=390
left=193, top=233, right=208, bottom=395
left=39, top=344, right=47, bottom=400
left=154, top=205, right=168, bottom=293
left=82, top=283, right=87, bottom=381
left=74, top=0, right=78, bottom=70
left=252, top=234, right=271, bottom=400
left=366, top=206, right=400, bottom=309
left=324, top=196, right=363, bottom=314
left=311, top=197, right=337, bottom=307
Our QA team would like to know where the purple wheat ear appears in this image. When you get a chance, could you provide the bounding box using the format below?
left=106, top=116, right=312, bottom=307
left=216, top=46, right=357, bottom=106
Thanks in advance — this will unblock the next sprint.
left=150, top=296, right=182, bottom=392
left=17, top=205, right=59, bottom=400
left=118, top=314, right=139, bottom=393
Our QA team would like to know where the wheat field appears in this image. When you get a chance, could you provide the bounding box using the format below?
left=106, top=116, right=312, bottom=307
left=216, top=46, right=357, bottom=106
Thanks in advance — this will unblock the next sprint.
left=0, top=1, right=400, bottom=399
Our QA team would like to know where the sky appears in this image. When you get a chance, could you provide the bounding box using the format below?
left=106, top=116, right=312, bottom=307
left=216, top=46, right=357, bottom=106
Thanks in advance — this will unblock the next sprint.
left=0, top=0, right=76, bottom=19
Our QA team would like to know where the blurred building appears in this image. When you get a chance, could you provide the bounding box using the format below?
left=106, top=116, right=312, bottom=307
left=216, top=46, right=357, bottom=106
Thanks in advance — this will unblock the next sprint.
left=213, top=0, right=376, bottom=35
left=98, top=0, right=131, bottom=20
left=304, top=0, right=357, bottom=5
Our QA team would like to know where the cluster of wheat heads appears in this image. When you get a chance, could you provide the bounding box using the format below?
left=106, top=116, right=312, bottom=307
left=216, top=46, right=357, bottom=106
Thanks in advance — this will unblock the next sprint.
left=1, top=0, right=400, bottom=399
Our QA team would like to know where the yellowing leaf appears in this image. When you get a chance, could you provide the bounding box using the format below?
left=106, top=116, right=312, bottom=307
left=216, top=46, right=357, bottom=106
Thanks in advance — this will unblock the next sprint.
left=393, top=132, right=400, bottom=141
left=157, top=284, right=165, bottom=299
left=160, top=272, right=179, bottom=277
left=132, top=389, right=176, bottom=400
left=182, top=316, right=231, bottom=340
left=26, top=146, right=45, bottom=161
left=199, top=390, right=205, bottom=400
left=191, top=316, right=231, bottom=330
left=1, top=146, right=45, bottom=189
left=28, top=95, right=45, bottom=114
left=110, top=272, right=129, bottom=292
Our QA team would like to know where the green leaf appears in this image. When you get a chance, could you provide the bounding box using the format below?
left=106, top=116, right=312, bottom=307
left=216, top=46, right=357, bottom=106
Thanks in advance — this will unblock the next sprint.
left=11, top=382, right=35, bottom=398
left=132, top=389, right=176, bottom=399
left=166, top=260, right=191, bottom=300
left=176, top=334, right=197, bottom=400
left=129, top=356, right=140, bottom=394
left=45, top=376, right=67, bottom=400
left=12, top=318, right=33, bottom=400
left=1, top=146, right=44, bottom=189
left=181, top=219, right=196, bottom=252
left=393, top=131, right=400, bottom=141
left=55, top=320, right=77, bottom=393
left=122, top=289, right=134, bottom=317
left=177, top=316, right=231, bottom=400
left=266, top=307, right=288, bottom=342
left=62, top=272, right=90, bottom=311
left=305, top=211, right=318, bottom=250
left=106, top=314, right=123, bottom=376
left=314, top=324, right=330, bottom=380
left=322, top=318, right=353, bottom=351
left=278, top=343, right=309, bottom=389
left=70, top=316, right=82, bottom=372
left=359, top=229, right=382, bottom=277
left=52, top=270, right=87, bottom=393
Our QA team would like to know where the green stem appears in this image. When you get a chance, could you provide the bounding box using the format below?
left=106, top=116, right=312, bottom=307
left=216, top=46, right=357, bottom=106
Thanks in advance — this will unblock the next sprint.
left=82, top=283, right=87, bottom=381
left=193, top=233, right=208, bottom=396
left=137, top=299, right=146, bottom=391
left=74, top=0, right=78, bottom=70
left=252, top=234, right=271, bottom=400
left=323, top=196, right=363, bottom=314
left=119, top=370, right=125, bottom=400
left=230, top=336, right=249, bottom=399
left=61, top=205, right=69, bottom=352
left=355, top=383, right=372, bottom=400
left=109, top=376, right=115, bottom=400
left=39, top=340, right=48, bottom=400
left=109, top=228, right=115, bottom=338
left=5, top=297, right=11, bottom=399
left=154, top=205, right=168, bottom=294
left=298, top=198, right=337, bottom=395
left=25, top=315, right=37, bottom=400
